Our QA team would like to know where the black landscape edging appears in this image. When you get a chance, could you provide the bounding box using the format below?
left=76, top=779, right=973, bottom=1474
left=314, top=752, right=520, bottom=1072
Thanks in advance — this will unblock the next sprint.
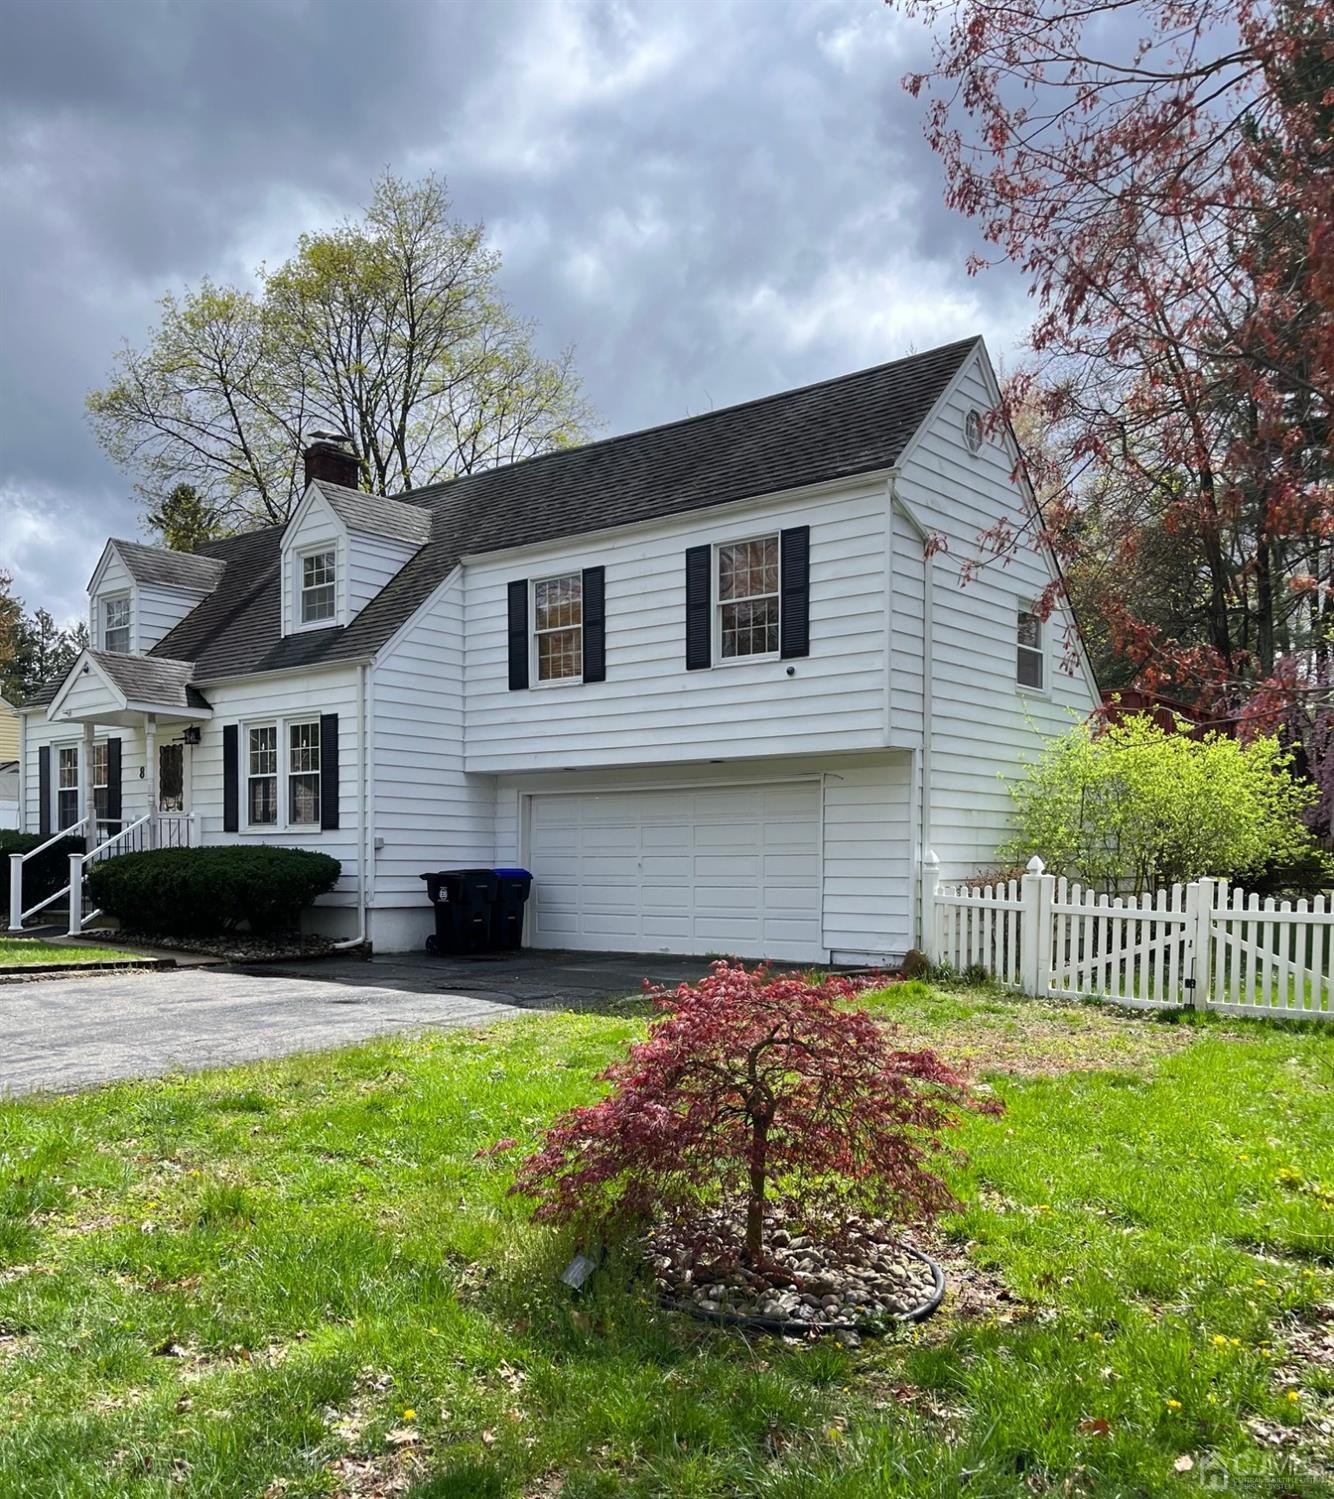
left=659, top=1243, right=946, bottom=1336
left=0, top=957, right=177, bottom=977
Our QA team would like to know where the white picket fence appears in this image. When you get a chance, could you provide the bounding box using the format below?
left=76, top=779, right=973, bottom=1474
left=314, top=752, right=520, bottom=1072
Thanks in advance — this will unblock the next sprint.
left=923, top=855, right=1333, bottom=1021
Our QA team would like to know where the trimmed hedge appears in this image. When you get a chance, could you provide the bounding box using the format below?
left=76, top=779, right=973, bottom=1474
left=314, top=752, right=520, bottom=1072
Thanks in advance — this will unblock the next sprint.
left=0, top=830, right=85, bottom=913
left=87, top=846, right=342, bottom=937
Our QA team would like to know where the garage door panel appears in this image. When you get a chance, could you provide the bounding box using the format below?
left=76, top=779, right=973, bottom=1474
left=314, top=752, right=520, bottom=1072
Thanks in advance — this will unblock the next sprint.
left=527, top=782, right=824, bottom=960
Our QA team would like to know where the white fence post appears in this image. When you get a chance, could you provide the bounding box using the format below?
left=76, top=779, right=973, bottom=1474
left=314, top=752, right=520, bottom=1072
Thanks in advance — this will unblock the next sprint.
left=1020, top=856, right=1048, bottom=996
left=66, top=852, right=84, bottom=937
left=1188, top=878, right=1215, bottom=1010
left=920, top=850, right=940, bottom=963
left=8, top=852, right=23, bottom=932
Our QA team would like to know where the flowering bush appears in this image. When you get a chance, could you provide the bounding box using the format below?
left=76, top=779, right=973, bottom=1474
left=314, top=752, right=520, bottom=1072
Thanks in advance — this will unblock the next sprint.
left=511, top=963, right=998, bottom=1264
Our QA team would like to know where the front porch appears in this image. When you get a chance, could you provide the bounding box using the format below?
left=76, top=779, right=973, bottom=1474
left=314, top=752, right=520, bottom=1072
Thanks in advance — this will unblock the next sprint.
left=9, top=649, right=212, bottom=933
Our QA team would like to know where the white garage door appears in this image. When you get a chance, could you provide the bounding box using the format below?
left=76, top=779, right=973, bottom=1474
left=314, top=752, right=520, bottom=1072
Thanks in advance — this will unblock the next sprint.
left=526, top=782, right=824, bottom=961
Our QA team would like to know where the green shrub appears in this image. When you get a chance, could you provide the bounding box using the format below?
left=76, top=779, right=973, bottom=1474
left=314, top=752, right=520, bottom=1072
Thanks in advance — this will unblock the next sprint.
left=87, top=846, right=341, bottom=936
left=1001, top=713, right=1317, bottom=894
left=0, top=830, right=85, bottom=914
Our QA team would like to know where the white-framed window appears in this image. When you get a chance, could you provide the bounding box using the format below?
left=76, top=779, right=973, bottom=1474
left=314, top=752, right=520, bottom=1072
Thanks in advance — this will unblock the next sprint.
left=91, top=741, right=109, bottom=824
left=1017, top=605, right=1046, bottom=691
left=244, top=719, right=324, bottom=829
left=246, top=724, right=279, bottom=826
left=717, top=534, right=780, bottom=660
left=102, top=594, right=131, bottom=653
left=56, top=745, right=80, bottom=829
left=299, top=549, right=337, bottom=625
left=287, top=720, right=321, bottom=826
left=533, top=573, right=582, bottom=683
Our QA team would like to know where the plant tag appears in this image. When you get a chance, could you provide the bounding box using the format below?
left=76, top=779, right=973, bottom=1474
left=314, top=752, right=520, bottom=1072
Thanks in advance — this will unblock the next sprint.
left=560, top=1253, right=597, bottom=1292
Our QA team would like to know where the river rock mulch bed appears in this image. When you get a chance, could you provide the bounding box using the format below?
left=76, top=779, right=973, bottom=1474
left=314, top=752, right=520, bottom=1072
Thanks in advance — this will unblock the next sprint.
left=646, top=1208, right=941, bottom=1337
left=110, top=930, right=345, bottom=963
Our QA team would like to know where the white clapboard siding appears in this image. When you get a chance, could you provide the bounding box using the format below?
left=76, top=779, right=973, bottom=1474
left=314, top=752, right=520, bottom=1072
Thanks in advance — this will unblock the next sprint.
left=20, top=713, right=149, bottom=833
left=136, top=583, right=212, bottom=653
left=348, top=532, right=416, bottom=621
left=190, top=667, right=364, bottom=900
left=896, top=346, right=1100, bottom=882
left=888, top=500, right=925, bottom=745
left=463, top=481, right=894, bottom=772
left=370, top=573, right=494, bottom=903
left=88, top=548, right=134, bottom=643
left=280, top=494, right=344, bottom=635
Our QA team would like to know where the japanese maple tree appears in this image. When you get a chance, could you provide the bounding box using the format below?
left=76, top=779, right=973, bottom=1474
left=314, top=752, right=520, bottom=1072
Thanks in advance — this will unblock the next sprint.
left=511, top=962, right=996, bottom=1265
left=895, top=0, right=1333, bottom=736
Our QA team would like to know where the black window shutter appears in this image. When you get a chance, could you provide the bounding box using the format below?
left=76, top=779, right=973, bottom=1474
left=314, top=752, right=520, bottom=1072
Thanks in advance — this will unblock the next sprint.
left=105, top=737, right=122, bottom=826
left=507, top=579, right=529, bottom=690
left=685, top=545, right=712, bottom=670
left=582, top=566, right=606, bottom=683
left=222, top=724, right=239, bottom=833
left=319, top=714, right=340, bottom=830
left=780, top=525, right=811, bottom=660
left=38, top=745, right=51, bottom=838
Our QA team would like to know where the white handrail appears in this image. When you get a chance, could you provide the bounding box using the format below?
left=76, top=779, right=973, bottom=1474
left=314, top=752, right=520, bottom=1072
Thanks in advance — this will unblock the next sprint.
left=68, top=813, right=155, bottom=934
left=8, top=818, right=90, bottom=932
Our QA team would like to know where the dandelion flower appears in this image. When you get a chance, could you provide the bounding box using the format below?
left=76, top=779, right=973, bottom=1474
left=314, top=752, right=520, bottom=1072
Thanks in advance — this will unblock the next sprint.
left=403, top=1408, right=416, bottom=1421
left=1165, top=1399, right=1182, bottom=1411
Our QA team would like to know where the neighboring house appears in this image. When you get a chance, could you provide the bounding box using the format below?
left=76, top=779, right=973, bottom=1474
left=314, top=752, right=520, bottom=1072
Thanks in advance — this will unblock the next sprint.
left=16, top=338, right=1099, bottom=961
left=0, top=697, right=19, bottom=829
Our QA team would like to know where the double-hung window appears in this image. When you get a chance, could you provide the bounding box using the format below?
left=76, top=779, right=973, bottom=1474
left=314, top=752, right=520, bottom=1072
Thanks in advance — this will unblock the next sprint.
left=717, top=535, right=779, bottom=659
left=247, top=725, right=279, bottom=826
left=1017, top=605, right=1045, bottom=691
left=91, top=741, right=109, bottom=825
left=56, top=746, right=80, bottom=829
left=102, top=595, right=131, bottom=653
left=533, top=573, right=582, bottom=683
left=287, top=721, right=321, bottom=826
left=300, top=549, right=337, bottom=625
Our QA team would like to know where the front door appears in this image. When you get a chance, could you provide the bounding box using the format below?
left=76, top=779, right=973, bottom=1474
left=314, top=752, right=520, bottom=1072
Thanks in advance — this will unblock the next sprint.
left=159, top=742, right=185, bottom=812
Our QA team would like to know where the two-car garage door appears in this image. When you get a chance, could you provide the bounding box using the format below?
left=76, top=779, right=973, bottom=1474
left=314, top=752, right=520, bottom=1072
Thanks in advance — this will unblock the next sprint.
left=525, top=781, right=824, bottom=961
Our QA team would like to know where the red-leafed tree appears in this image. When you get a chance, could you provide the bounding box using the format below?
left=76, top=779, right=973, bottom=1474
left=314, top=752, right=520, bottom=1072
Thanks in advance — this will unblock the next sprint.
left=895, top=0, right=1333, bottom=746
left=511, top=962, right=997, bottom=1265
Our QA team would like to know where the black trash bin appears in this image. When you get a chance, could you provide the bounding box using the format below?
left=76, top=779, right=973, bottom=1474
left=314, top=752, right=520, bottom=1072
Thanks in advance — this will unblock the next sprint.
left=491, top=867, right=533, bottom=950
left=420, top=868, right=499, bottom=954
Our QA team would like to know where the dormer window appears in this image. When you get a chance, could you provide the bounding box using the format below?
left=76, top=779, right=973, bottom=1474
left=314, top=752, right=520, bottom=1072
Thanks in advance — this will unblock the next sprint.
left=300, top=549, right=337, bottom=625
left=102, top=594, right=131, bottom=653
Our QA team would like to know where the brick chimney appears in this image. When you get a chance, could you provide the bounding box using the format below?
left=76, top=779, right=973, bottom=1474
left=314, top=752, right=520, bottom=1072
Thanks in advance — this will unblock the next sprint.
left=303, top=432, right=360, bottom=490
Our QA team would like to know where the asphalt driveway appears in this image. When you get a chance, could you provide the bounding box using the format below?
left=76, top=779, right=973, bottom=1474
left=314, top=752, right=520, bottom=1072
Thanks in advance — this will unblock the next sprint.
left=0, top=949, right=710, bottom=1098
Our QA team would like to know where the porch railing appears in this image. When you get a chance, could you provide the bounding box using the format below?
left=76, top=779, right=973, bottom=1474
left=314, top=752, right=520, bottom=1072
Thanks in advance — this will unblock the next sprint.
left=6, top=813, right=197, bottom=934
left=7, top=818, right=89, bottom=931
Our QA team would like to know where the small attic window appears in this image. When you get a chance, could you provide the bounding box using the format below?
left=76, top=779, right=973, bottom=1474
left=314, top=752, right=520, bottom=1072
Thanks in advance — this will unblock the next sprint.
left=964, top=408, right=984, bottom=454
left=102, top=595, right=131, bottom=653
left=300, top=549, right=337, bottom=625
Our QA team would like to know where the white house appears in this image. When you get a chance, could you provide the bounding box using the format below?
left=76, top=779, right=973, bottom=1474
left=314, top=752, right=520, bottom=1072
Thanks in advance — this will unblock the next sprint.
left=13, top=338, right=1098, bottom=961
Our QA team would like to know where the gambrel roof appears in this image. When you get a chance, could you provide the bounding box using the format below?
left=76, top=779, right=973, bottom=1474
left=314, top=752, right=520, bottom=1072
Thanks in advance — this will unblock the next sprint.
left=31, top=336, right=979, bottom=698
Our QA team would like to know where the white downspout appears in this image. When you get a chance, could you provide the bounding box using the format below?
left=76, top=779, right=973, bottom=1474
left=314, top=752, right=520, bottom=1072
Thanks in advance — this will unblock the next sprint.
left=889, top=474, right=935, bottom=947
left=333, top=661, right=370, bottom=951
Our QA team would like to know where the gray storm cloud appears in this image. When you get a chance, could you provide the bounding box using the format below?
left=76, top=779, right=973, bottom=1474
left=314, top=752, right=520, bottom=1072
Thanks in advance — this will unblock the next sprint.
left=0, top=0, right=1031, bottom=625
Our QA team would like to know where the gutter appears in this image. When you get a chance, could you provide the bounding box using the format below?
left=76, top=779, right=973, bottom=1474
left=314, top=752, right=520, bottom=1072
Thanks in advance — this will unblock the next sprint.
left=887, top=473, right=935, bottom=944
left=332, top=661, right=371, bottom=951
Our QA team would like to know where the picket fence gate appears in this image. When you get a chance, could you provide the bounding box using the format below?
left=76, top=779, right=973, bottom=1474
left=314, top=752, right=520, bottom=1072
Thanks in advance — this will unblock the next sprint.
left=922, top=855, right=1333, bottom=1021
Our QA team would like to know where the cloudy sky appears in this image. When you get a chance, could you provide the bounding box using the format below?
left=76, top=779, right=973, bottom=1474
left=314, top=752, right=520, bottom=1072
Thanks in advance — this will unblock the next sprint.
left=0, top=0, right=1031, bottom=627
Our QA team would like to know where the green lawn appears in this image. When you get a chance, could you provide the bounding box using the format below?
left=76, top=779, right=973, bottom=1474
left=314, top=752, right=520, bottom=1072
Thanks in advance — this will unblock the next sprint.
left=0, top=983, right=1330, bottom=1497
left=0, top=937, right=143, bottom=967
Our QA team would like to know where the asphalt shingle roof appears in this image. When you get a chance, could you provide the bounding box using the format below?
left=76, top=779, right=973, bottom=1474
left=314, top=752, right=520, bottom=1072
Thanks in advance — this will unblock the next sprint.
left=26, top=338, right=977, bottom=701
left=105, top=539, right=227, bottom=592
left=91, top=651, right=211, bottom=711
left=312, top=481, right=433, bottom=545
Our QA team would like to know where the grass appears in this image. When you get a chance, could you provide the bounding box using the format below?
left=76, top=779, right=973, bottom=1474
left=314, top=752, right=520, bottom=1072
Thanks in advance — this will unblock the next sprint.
left=0, top=937, right=143, bottom=967
left=0, top=981, right=1330, bottom=1497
